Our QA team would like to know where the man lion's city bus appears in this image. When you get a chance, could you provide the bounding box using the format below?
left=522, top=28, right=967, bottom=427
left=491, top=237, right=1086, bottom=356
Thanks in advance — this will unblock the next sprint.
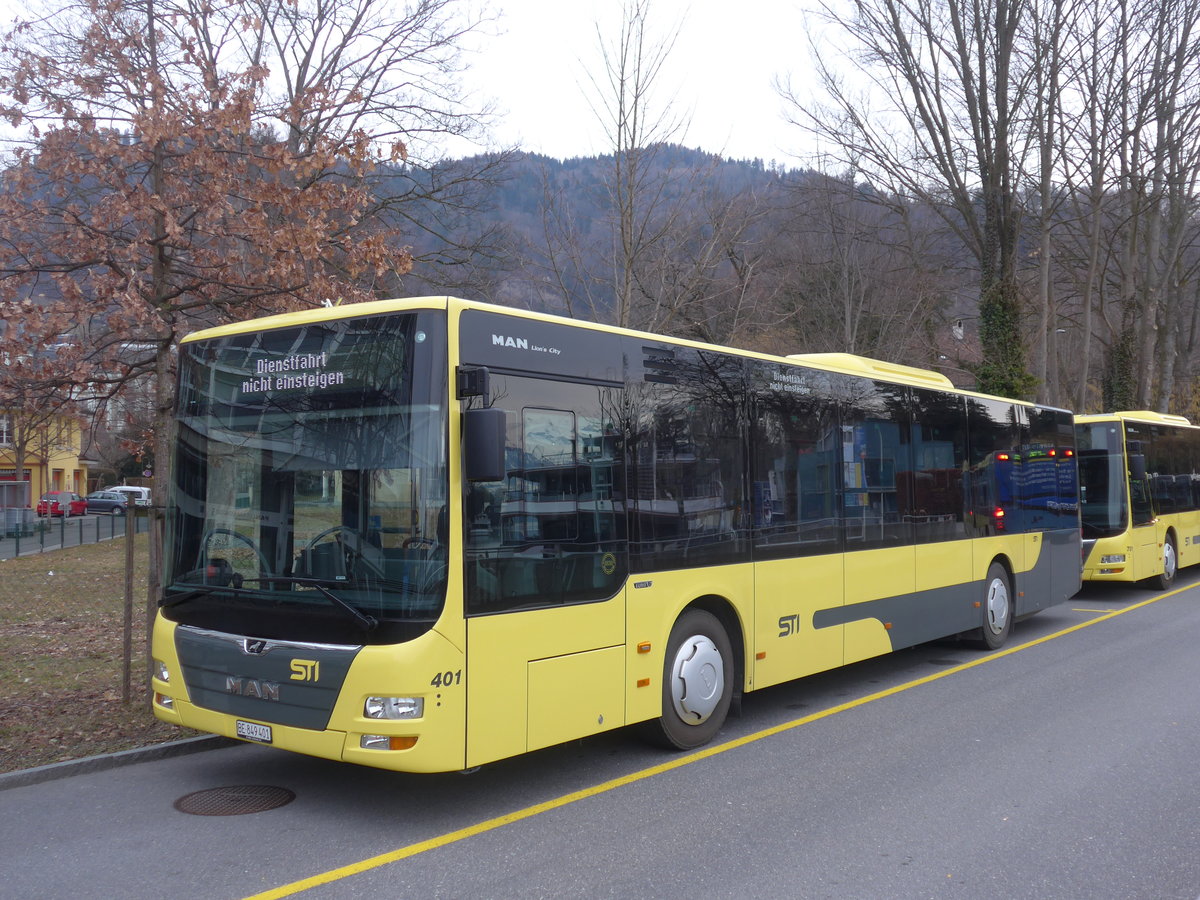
left=151, top=297, right=1081, bottom=773
left=1077, top=410, right=1200, bottom=589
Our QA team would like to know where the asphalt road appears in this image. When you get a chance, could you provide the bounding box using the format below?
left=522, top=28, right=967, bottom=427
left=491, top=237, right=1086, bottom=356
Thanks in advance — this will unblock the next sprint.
left=4, top=573, right=1200, bottom=900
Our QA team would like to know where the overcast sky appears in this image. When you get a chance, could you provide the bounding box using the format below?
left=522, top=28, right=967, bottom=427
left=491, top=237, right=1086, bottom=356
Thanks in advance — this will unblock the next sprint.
left=0, top=0, right=830, bottom=165
left=460, top=0, right=824, bottom=163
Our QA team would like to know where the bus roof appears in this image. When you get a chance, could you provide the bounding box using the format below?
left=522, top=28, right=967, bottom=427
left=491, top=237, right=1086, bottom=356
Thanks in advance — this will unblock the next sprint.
left=786, top=352, right=955, bottom=389
left=183, top=296, right=1060, bottom=404
left=1076, top=410, right=1193, bottom=427
left=179, top=297, right=452, bottom=343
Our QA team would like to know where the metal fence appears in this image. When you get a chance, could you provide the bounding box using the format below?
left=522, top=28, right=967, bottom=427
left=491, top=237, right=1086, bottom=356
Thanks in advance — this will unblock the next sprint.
left=0, top=511, right=150, bottom=561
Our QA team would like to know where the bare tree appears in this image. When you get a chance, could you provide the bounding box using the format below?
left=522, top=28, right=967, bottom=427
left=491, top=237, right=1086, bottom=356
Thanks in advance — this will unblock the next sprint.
left=1051, top=0, right=1127, bottom=411
left=770, top=169, right=955, bottom=367
left=588, top=0, right=686, bottom=329
left=1048, top=0, right=1200, bottom=413
left=785, top=0, right=1036, bottom=398
left=533, top=0, right=777, bottom=343
left=0, top=0, right=492, bottom=617
left=1015, top=0, right=1073, bottom=405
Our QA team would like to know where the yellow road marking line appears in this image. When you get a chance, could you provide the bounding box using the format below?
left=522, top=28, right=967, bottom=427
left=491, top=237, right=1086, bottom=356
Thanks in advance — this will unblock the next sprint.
left=245, top=582, right=1193, bottom=900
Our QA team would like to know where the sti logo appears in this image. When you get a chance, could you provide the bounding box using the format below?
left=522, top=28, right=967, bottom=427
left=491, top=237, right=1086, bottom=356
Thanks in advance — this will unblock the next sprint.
left=492, top=334, right=528, bottom=349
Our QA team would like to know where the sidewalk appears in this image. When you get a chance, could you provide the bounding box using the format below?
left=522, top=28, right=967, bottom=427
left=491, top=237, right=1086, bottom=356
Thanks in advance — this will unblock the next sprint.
left=0, top=734, right=235, bottom=791
left=0, top=513, right=148, bottom=561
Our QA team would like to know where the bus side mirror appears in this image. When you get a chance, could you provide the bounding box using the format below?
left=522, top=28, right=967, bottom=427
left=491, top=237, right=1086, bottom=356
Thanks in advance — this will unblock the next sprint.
left=464, top=407, right=506, bottom=483
left=1129, top=453, right=1147, bottom=481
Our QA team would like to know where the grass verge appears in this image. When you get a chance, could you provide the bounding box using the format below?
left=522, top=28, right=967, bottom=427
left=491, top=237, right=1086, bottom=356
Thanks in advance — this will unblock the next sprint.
left=0, top=534, right=195, bottom=774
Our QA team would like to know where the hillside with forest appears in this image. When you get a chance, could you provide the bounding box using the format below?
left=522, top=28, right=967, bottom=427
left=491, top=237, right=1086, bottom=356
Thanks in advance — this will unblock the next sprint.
left=394, top=145, right=979, bottom=383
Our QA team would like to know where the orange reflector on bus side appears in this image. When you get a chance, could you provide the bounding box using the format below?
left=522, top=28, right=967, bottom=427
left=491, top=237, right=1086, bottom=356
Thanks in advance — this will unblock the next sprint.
left=755, top=651, right=766, bottom=660
left=883, top=622, right=892, bottom=630
left=637, top=642, right=651, bottom=654
left=636, top=678, right=650, bottom=688
left=390, top=736, right=418, bottom=751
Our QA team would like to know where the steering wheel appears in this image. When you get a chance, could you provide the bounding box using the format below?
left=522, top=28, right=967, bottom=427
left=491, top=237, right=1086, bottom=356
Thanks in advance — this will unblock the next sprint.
left=402, top=535, right=438, bottom=551
left=301, top=525, right=386, bottom=578
left=414, top=559, right=448, bottom=595
left=199, top=528, right=270, bottom=586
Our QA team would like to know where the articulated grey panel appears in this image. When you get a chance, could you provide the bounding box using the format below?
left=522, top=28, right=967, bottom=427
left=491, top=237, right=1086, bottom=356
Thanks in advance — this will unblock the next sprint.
left=812, top=579, right=978, bottom=651
left=175, top=626, right=361, bottom=730
left=811, top=527, right=1079, bottom=651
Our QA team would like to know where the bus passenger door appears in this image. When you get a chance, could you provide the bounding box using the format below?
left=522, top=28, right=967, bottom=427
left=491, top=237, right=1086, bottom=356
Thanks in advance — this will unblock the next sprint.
left=1129, top=456, right=1159, bottom=579
left=461, top=379, right=629, bottom=768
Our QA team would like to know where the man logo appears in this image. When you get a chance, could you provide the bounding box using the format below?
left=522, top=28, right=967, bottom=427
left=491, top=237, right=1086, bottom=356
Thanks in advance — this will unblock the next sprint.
left=491, top=334, right=528, bottom=349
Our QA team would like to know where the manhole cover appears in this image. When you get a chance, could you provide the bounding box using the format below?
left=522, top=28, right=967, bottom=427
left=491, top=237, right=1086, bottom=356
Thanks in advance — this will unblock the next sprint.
left=174, top=785, right=295, bottom=816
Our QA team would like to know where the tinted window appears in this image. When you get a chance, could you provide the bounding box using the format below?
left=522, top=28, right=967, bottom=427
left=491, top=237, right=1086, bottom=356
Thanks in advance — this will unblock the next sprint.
left=966, top=398, right=1024, bottom=535
left=910, top=389, right=967, bottom=543
left=1025, top=407, right=1078, bottom=528
left=1144, top=423, right=1194, bottom=515
left=1123, top=423, right=1155, bottom=526
left=840, top=378, right=911, bottom=549
left=625, top=345, right=748, bottom=572
left=750, top=362, right=840, bottom=559
left=1077, top=421, right=1129, bottom=537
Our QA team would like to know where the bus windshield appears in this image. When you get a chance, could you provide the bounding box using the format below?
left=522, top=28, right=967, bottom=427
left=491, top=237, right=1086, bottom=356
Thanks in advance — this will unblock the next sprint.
left=1077, top=422, right=1128, bottom=538
left=162, top=311, right=448, bottom=644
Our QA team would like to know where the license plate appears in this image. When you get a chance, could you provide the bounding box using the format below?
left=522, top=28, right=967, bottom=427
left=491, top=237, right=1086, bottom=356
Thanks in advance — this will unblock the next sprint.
left=235, top=720, right=273, bottom=743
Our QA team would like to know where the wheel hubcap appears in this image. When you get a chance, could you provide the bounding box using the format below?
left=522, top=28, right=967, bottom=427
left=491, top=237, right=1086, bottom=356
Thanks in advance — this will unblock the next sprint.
left=669, top=635, right=724, bottom=725
left=986, top=577, right=1009, bottom=635
left=1164, top=542, right=1177, bottom=579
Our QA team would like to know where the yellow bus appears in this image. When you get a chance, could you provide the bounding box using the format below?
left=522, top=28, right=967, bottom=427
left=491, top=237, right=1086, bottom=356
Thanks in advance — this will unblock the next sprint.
left=1077, top=410, right=1200, bottom=588
left=151, top=297, right=1081, bottom=772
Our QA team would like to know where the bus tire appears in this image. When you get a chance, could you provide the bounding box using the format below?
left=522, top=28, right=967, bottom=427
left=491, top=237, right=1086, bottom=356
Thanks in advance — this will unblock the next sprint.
left=645, top=609, right=734, bottom=750
left=1152, top=533, right=1178, bottom=590
left=979, top=562, right=1012, bottom=650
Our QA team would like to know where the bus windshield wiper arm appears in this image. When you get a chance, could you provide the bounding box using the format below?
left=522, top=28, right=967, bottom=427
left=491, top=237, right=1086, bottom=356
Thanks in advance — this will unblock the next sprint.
left=161, top=587, right=214, bottom=608
left=247, top=576, right=379, bottom=632
left=162, top=584, right=249, bottom=607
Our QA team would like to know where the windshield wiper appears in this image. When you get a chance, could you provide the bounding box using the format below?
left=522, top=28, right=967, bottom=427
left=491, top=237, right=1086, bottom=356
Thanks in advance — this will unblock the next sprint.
left=163, top=576, right=386, bottom=632
left=248, top=576, right=379, bottom=632
left=162, top=584, right=233, bottom=608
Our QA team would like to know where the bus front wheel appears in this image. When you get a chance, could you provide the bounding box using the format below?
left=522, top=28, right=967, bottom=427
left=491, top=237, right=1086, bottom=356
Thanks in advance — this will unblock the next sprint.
left=979, top=563, right=1013, bottom=650
left=1152, top=534, right=1177, bottom=590
left=646, top=609, right=734, bottom=750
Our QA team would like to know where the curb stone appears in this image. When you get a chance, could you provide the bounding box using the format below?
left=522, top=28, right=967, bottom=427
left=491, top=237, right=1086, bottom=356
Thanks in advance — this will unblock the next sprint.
left=0, top=735, right=238, bottom=791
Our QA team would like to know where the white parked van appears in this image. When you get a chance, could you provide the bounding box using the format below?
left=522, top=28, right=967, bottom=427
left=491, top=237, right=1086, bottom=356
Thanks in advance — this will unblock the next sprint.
left=108, top=485, right=152, bottom=507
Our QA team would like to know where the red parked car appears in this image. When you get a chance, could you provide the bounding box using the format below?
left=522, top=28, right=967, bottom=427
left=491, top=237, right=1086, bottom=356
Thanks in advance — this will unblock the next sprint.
left=36, top=491, right=87, bottom=517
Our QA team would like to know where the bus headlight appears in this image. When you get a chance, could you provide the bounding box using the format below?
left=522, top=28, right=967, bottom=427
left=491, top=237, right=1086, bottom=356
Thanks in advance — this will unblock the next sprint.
left=364, top=696, right=424, bottom=720
left=1100, top=554, right=1126, bottom=564
left=153, top=659, right=170, bottom=683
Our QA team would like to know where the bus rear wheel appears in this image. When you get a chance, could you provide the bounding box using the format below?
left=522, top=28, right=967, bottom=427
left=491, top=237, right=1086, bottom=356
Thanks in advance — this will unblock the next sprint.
left=1152, top=534, right=1177, bottom=590
left=646, top=609, right=733, bottom=750
left=978, top=562, right=1012, bottom=650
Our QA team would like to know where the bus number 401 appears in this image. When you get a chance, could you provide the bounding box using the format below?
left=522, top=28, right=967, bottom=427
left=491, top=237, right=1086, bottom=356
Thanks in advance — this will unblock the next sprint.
left=431, top=669, right=462, bottom=687
left=778, top=614, right=800, bottom=637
